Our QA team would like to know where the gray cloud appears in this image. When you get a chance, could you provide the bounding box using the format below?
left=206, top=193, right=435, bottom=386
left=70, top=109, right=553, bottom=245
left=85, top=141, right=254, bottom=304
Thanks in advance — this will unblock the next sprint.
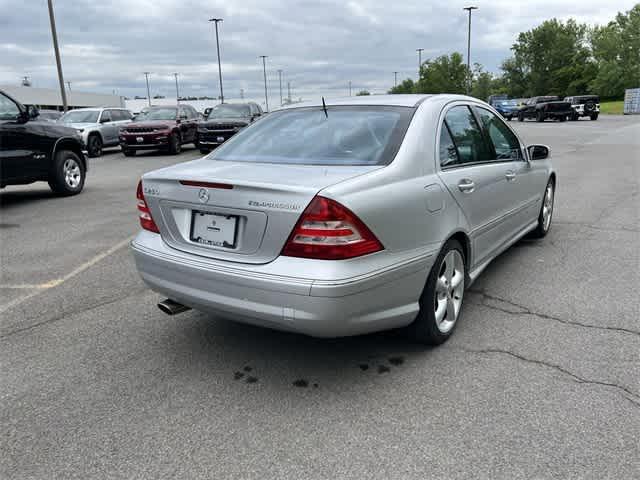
left=0, top=0, right=636, bottom=107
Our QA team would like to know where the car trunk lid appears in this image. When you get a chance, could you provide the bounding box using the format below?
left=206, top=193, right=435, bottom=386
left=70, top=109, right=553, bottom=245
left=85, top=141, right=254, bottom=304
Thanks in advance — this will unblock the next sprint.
left=142, top=159, right=382, bottom=264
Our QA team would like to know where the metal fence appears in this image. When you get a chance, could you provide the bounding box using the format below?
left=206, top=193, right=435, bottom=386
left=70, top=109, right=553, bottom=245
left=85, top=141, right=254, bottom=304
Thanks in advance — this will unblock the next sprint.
left=624, top=88, right=640, bottom=114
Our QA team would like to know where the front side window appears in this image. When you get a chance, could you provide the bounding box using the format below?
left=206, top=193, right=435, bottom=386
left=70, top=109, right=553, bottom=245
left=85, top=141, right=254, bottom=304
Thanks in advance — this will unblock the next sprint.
left=442, top=106, right=492, bottom=165
left=0, top=93, right=20, bottom=121
left=100, top=110, right=112, bottom=123
left=210, top=106, right=413, bottom=166
left=475, top=107, right=523, bottom=161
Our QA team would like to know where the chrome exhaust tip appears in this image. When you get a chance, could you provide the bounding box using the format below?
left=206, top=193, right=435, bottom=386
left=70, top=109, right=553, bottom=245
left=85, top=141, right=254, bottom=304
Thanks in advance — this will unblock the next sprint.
left=158, top=298, right=191, bottom=316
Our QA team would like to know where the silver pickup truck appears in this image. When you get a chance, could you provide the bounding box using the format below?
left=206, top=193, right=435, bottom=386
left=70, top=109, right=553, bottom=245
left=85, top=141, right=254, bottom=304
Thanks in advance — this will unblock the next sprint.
left=59, top=107, right=133, bottom=157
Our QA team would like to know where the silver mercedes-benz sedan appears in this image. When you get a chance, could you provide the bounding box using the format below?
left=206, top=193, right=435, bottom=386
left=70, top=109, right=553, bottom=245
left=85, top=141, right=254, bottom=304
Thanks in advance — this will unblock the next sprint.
left=131, top=94, right=555, bottom=344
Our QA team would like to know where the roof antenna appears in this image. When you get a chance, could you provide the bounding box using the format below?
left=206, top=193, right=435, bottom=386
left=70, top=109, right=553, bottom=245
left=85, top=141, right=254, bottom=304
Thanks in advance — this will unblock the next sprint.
left=322, top=96, right=328, bottom=118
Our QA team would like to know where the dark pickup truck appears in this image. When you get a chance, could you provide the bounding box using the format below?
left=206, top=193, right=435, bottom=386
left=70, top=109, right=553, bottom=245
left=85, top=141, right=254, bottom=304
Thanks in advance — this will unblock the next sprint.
left=517, top=96, right=573, bottom=122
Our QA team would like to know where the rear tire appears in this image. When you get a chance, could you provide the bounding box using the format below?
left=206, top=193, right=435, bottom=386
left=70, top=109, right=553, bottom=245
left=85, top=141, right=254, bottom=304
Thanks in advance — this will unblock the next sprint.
left=536, top=111, right=545, bottom=122
left=48, top=150, right=85, bottom=196
left=529, top=178, right=555, bottom=238
left=407, top=239, right=466, bottom=345
left=87, top=134, right=102, bottom=158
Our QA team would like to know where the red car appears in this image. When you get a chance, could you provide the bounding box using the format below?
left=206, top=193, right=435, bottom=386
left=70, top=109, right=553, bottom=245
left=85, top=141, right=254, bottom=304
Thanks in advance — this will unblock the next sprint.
left=119, top=105, right=199, bottom=156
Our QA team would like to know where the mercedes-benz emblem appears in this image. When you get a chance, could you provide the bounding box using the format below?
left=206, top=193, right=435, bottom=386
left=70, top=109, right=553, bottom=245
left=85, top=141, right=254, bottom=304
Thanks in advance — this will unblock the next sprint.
left=198, top=188, right=210, bottom=203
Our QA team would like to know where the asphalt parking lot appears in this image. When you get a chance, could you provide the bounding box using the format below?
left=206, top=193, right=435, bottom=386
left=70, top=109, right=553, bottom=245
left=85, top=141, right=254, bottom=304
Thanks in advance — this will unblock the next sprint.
left=1, top=116, right=639, bottom=479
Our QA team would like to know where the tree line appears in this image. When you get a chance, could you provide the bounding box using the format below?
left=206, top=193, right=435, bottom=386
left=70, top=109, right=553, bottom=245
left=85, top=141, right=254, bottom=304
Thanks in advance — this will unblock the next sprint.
left=390, top=4, right=639, bottom=100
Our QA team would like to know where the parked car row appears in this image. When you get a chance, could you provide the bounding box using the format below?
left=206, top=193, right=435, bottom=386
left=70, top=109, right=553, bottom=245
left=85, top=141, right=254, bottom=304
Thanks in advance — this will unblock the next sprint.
left=489, top=95, right=600, bottom=122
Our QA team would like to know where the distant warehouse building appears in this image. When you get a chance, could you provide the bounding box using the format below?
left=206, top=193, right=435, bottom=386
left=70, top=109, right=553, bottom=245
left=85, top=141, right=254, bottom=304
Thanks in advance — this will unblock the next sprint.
left=0, top=85, right=125, bottom=111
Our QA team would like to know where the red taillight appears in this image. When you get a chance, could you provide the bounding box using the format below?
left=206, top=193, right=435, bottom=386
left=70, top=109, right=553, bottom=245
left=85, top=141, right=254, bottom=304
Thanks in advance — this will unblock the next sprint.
left=282, top=196, right=383, bottom=260
left=136, top=180, right=159, bottom=233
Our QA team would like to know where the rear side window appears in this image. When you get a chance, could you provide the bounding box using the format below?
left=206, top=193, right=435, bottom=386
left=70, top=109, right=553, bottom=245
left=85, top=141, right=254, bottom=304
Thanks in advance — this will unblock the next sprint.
left=475, top=108, right=523, bottom=161
left=210, top=106, right=414, bottom=166
left=442, top=106, right=492, bottom=165
left=439, top=125, right=460, bottom=167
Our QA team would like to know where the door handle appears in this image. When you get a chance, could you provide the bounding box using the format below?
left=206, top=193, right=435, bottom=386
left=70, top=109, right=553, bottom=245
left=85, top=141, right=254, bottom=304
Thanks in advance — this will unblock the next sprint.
left=505, top=170, right=516, bottom=181
left=457, top=179, right=475, bottom=193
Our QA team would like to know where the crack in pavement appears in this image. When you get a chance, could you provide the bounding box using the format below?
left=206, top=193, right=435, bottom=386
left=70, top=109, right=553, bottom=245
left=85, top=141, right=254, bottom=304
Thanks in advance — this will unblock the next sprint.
left=0, top=287, right=150, bottom=340
left=460, top=347, right=640, bottom=408
left=467, top=289, right=640, bottom=337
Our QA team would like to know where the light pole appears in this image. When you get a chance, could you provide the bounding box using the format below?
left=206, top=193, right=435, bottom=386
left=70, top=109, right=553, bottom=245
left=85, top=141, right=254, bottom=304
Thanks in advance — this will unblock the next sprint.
left=416, top=48, right=424, bottom=81
left=66, top=81, right=71, bottom=91
left=277, top=69, right=283, bottom=106
left=143, top=72, right=151, bottom=107
left=349, top=81, right=352, bottom=96
left=209, top=18, right=224, bottom=103
left=287, top=81, right=291, bottom=103
left=259, top=55, right=268, bottom=111
left=393, top=71, right=398, bottom=88
left=463, top=6, right=478, bottom=95
left=47, top=0, right=68, bottom=112
left=173, top=73, right=180, bottom=102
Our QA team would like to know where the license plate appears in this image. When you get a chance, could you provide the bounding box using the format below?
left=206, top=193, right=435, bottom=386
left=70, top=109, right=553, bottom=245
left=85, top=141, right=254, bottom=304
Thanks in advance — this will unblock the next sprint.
left=190, top=211, right=238, bottom=248
left=217, top=136, right=225, bottom=142
left=136, top=137, right=144, bottom=143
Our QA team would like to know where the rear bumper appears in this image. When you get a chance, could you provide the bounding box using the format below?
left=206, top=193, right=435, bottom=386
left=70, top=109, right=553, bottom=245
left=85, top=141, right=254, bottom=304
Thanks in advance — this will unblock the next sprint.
left=131, top=231, right=434, bottom=337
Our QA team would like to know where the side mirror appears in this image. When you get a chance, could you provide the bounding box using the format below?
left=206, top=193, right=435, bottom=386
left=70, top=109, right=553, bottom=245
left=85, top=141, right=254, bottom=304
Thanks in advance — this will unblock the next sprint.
left=27, top=105, right=39, bottom=119
left=528, top=144, right=550, bottom=161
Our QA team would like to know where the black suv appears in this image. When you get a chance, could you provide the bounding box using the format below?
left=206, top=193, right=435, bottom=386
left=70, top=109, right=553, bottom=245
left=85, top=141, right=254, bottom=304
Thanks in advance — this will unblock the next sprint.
left=0, top=90, right=87, bottom=195
left=517, top=96, right=574, bottom=122
left=196, top=102, right=263, bottom=154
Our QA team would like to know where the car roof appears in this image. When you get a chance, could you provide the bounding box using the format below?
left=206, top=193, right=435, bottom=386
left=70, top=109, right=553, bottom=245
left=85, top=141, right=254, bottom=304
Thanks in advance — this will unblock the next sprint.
left=276, top=94, right=483, bottom=110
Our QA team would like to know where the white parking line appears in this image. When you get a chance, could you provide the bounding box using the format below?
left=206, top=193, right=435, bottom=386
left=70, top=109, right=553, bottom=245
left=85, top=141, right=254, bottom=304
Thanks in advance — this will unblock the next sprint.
left=0, top=235, right=135, bottom=314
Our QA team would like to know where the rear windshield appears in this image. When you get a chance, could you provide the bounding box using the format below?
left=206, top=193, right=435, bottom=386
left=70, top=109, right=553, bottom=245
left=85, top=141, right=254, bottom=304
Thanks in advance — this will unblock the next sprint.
left=209, top=106, right=413, bottom=166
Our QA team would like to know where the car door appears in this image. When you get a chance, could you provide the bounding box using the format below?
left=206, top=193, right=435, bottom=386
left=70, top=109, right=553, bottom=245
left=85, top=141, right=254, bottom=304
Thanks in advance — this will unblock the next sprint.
left=473, top=106, right=542, bottom=240
left=0, top=93, right=43, bottom=182
left=99, top=110, right=118, bottom=144
left=436, top=104, right=518, bottom=268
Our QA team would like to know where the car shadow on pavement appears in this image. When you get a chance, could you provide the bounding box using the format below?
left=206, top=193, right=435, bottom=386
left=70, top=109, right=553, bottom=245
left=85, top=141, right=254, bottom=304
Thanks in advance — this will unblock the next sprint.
left=0, top=188, right=59, bottom=208
left=171, top=310, right=435, bottom=391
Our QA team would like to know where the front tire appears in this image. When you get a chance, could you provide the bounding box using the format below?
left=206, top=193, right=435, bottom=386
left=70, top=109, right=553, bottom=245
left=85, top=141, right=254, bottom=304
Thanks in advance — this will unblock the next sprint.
left=48, top=150, right=85, bottom=196
left=590, top=113, right=599, bottom=121
left=536, top=111, right=545, bottom=122
left=558, top=115, right=567, bottom=122
left=518, top=112, right=524, bottom=122
left=168, top=133, right=182, bottom=155
left=199, top=148, right=210, bottom=154
left=122, top=149, right=136, bottom=157
left=529, top=179, right=555, bottom=238
left=407, top=239, right=466, bottom=345
left=87, top=134, right=103, bottom=158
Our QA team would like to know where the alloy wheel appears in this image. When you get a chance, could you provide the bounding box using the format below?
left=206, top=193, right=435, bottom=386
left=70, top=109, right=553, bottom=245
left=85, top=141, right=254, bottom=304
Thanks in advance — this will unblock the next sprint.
left=542, top=182, right=554, bottom=232
left=434, top=250, right=465, bottom=333
left=63, top=158, right=81, bottom=188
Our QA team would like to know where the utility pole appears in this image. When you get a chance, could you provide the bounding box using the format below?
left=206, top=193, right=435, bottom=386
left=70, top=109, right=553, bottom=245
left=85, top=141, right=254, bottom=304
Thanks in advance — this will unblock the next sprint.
left=47, top=0, right=68, bottom=112
left=463, top=6, right=478, bottom=95
left=173, top=73, right=180, bottom=102
left=240, top=88, right=244, bottom=100
left=287, top=81, right=291, bottom=103
left=66, top=81, right=71, bottom=91
left=416, top=48, right=424, bottom=81
left=209, top=18, right=224, bottom=103
left=349, top=81, right=352, bottom=96
left=277, top=69, right=283, bottom=106
left=143, top=72, right=151, bottom=107
left=393, top=71, right=398, bottom=87
left=259, top=55, right=268, bottom=111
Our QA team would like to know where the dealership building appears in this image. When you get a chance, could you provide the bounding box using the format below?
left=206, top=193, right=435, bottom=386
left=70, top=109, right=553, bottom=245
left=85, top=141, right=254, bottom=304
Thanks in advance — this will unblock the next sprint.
left=1, top=85, right=125, bottom=110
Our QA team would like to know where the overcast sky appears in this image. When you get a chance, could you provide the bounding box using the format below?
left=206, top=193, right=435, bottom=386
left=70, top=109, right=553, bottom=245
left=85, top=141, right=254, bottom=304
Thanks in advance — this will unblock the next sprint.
left=0, top=0, right=636, bottom=106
